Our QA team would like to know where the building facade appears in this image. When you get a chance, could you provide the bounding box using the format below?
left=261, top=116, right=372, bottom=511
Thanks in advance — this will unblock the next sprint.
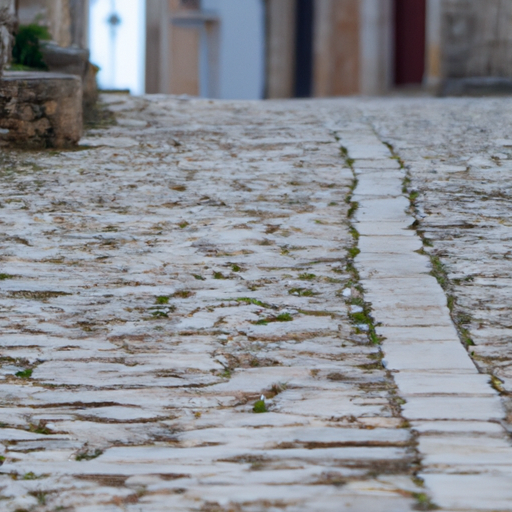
left=266, top=0, right=512, bottom=98
left=146, top=0, right=220, bottom=96
left=146, top=0, right=265, bottom=99
left=17, top=0, right=89, bottom=48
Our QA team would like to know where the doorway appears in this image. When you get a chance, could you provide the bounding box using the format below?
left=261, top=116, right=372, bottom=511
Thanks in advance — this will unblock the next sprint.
left=394, top=0, right=426, bottom=86
left=294, top=0, right=314, bottom=97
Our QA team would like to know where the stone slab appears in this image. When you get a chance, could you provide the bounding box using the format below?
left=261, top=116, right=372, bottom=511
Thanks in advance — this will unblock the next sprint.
left=402, top=396, right=504, bottom=421
left=393, top=371, right=493, bottom=395
left=382, top=341, right=476, bottom=371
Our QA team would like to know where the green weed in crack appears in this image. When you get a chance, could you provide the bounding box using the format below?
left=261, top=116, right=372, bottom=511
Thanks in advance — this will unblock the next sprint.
left=412, top=492, right=440, bottom=511
left=383, top=142, right=405, bottom=169
left=339, top=144, right=379, bottom=345
left=253, top=313, right=293, bottom=325
left=233, top=297, right=272, bottom=309
left=76, top=448, right=103, bottom=461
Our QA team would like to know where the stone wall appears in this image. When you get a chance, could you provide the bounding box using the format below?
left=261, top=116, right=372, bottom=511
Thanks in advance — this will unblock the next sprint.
left=442, top=0, right=512, bottom=79
left=0, top=71, right=82, bottom=148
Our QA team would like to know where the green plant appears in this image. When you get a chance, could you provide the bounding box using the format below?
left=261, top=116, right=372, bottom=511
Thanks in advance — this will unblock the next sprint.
left=234, top=297, right=271, bottom=308
left=347, top=246, right=360, bottom=258
left=347, top=202, right=359, bottom=218
left=15, top=369, right=32, bottom=379
left=76, top=448, right=103, bottom=461
left=12, top=24, right=51, bottom=70
left=29, top=421, right=51, bottom=435
left=413, top=492, right=439, bottom=511
left=151, top=310, right=168, bottom=318
left=253, top=400, right=267, bottom=413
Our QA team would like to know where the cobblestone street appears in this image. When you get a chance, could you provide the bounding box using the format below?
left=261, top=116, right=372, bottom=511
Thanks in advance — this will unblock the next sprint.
left=0, top=95, right=511, bottom=511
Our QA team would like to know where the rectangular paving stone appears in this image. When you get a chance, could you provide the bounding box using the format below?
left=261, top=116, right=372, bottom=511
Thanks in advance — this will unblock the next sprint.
left=356, top=220, right=414, bottom=236
left=382, top=341, right=476, bottom=371
left=377, top=325, right=461, bottom=342
left=402, top=396, right=504, bottom=421
left=394, top=371, right=494, bottom=395
left=422, top=474, right=512, bottom=511
left=355, top=197, right=410, bottom=222
left=412, top=421, right=505, bottom=435
left=358, top=235, right=424, bottom=253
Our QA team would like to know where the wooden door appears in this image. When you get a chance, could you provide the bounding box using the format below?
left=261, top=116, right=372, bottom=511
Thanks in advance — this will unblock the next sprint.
left=394, top=0, right=426, bottom=85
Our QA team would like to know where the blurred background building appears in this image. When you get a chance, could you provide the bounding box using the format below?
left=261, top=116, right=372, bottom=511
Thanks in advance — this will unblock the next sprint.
left=9, top=0, right=512, bottom=98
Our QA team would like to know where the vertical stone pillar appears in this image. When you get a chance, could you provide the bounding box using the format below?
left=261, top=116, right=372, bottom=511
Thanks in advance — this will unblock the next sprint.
left=360, top=0, right=393, bottom=95
left=68, top=0, right=89, bottom=49
left=0, top=0, right=15, bottom=76
left=145, top=0, right=168, bottom=94
left=425, top=0, right=442, bottom=90
left=265, top=0, right=296, bottom=99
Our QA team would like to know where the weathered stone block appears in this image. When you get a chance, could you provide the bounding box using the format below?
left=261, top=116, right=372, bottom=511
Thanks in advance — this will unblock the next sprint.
left=0, top=71, right=82, bottom=148
left=0, top=0, right=15, bottom=77
left=40, top=41, right=98, bottom=109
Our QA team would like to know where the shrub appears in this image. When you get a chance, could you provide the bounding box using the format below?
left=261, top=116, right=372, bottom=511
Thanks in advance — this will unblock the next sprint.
left=12, top=24, right=51, bottom=69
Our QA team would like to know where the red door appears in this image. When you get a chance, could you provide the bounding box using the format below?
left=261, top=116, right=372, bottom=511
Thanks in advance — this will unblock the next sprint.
left=394, top=0, right=427, bottom=85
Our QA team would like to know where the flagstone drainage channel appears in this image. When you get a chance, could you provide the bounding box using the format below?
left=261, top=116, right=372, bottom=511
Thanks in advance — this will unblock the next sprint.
left=337, top=138, right=428, bottom=509
left=339, top=127, right=512, bottom=512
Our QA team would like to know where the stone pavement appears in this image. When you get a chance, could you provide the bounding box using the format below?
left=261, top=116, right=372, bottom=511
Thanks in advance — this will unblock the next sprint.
left=0, top=94, right=510, bottom=511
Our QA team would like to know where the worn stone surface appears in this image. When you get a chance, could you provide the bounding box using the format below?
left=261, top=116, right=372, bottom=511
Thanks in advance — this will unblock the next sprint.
left=0, top=95, right=419, bottom=511
left=0, top=94, right=511, bottom=511
left=339, top=110, right=512, bottom=511
left=0, top=71, right=82, bottom=148
left=362, top=98, right=512, bottom=428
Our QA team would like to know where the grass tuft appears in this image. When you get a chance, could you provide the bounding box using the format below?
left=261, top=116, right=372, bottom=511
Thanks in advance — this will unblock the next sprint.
left=298, top=273, right=316, bottom=281
left=76, top=449, right=103, bottom=462
left=253, top=400, right=267, bottom=413
left=15, top=369, right=32, bottom=379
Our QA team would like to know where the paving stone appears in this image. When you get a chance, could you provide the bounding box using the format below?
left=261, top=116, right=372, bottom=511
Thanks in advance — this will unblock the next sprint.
left=382, top=341, right=476, bottom=371
left=355, top=197, right=410, bottom=222
left=421, top=474, right=512, bottom=511
left=419, top=435, right=512, bottom=467
left=393, top=371, right=495, bottom=395
left=358, top=235, right=424, bottom=253
left=402, top=396, right=504, bottom=421
left=412, top=421, right=505, bottom=435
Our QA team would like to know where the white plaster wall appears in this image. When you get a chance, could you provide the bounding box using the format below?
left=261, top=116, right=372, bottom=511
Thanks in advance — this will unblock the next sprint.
left=360, top=0, right=393, bottom=95
left=89, top=0, right=146, bottom=94
left=202, top=0, right=265, bottom=99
